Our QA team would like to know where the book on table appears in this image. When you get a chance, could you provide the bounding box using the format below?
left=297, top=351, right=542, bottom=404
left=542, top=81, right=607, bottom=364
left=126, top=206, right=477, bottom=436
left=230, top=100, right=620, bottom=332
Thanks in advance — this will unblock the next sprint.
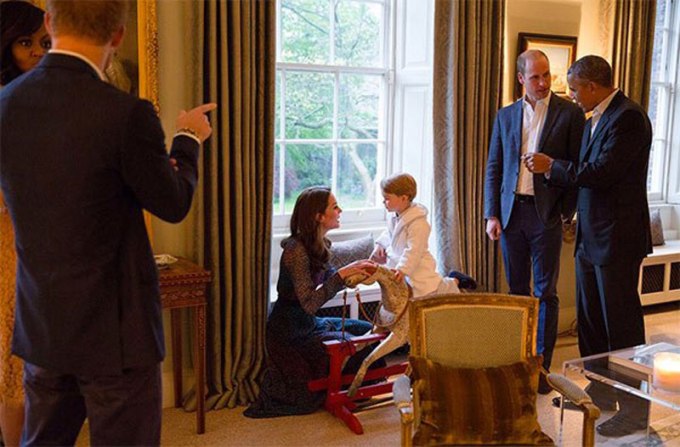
left=608, top=342, right=680, bottom=379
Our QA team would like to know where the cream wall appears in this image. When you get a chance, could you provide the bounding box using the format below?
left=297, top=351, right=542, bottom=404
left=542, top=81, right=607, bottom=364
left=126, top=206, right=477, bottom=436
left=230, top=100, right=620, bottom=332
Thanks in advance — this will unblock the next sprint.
left=151, top=0, right=201, bottom=408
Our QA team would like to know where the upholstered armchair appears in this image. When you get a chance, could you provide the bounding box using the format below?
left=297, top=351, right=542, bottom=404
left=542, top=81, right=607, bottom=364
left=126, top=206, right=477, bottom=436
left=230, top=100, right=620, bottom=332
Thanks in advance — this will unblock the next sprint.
left=394, top=293, right=600, bottom=447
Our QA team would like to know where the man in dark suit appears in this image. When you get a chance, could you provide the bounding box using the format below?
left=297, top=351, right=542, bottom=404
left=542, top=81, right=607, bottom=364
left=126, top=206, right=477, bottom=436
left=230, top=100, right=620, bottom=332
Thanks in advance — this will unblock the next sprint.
left=484, top=50, right=584, bottom=392
left=525, top=55, right=652, bottom=436
left=0, top=1, right=215, bottom=445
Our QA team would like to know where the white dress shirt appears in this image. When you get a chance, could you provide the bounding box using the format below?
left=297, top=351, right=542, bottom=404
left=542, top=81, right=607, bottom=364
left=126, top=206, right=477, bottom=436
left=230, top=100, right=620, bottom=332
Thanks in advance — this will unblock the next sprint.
left=517, top=93, right=551, bottom=196
left=591, top=89, right=619, bottom=136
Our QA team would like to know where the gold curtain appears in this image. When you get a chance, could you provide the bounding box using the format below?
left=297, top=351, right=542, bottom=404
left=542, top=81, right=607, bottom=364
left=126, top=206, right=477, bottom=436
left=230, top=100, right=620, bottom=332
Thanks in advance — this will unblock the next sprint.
left=612, top=0, right=656, bottom=109
left=432, top=0, right=504, bottom=292
left=191, top=0, right=275, bottom=410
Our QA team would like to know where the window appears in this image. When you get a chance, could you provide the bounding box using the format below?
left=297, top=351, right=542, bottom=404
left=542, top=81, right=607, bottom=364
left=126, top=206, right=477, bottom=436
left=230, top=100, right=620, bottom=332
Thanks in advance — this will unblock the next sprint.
left=648, top=0, right=679, bottom=201
left=273, top=0, right=393, bottom=226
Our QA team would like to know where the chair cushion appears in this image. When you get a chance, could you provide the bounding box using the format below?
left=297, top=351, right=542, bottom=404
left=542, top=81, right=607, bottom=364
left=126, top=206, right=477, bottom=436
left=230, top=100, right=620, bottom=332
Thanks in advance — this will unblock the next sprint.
left=329, top=235, right=374, bottom=269
left=410, top=355, right=553, bottom=446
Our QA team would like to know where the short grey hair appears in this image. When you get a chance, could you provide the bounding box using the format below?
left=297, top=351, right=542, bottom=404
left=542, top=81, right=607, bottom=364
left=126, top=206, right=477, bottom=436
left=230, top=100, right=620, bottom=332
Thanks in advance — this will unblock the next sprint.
left=567, top=55, right=613, bottom=87
left=516, top=49, right=549, bottom=75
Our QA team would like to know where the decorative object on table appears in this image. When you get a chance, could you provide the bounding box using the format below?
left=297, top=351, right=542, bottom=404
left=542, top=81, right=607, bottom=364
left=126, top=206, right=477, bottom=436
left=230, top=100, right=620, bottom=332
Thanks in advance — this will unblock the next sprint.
left=515, top=33, right=578, bottom=100
left=653, top=352, right=680, bottom=393
left=154, top=254, right=178, bottom=269
left=650, top=209, right=665, bottom=246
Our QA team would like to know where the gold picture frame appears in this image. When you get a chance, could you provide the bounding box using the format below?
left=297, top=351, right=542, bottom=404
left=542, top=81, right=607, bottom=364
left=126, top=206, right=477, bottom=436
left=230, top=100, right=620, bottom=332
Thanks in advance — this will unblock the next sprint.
left=32, top=0, right=159, bottom=110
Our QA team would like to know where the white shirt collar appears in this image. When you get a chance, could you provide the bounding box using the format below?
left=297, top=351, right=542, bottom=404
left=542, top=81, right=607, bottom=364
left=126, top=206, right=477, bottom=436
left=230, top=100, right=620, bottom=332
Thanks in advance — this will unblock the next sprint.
left=48, top=49, right=106, bottom=81
left=522, top=92, right=551, bottom=111
left=593, top=89, right=619, bottom=117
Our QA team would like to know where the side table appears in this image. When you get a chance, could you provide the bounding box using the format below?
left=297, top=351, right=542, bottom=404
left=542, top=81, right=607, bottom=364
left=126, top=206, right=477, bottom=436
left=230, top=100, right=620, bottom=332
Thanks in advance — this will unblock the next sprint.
left=158, top=258, right=211, bottom=434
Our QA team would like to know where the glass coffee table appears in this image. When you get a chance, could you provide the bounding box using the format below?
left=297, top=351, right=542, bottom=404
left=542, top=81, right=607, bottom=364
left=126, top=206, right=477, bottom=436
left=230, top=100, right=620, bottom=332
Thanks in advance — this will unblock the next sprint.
left=560, top=344, right=680, bottom=446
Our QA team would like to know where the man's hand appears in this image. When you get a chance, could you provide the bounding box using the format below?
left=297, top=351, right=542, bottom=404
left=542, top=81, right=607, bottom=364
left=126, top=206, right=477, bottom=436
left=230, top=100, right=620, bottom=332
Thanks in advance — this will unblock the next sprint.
left=486, top=217, right=502, bottom=241
left=369, top=245, right=386, bottom=264
left=176, top=103, right=218, bottom=143
left=522, top=153, right=553, bottom=174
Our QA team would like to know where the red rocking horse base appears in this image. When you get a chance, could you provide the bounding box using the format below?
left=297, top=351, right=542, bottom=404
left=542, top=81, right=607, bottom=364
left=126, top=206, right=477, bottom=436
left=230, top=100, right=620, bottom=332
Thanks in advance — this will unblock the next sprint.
left=307, top=333, right=408, bottom=434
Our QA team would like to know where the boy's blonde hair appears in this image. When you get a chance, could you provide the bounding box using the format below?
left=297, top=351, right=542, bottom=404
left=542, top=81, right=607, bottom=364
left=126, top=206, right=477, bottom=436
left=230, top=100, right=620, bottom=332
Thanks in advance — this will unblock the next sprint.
left=381, top=173, right=417, bottom=201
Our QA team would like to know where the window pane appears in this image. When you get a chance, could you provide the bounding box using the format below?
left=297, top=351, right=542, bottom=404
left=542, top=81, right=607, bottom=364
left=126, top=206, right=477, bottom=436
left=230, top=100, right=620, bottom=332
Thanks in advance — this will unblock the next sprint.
left=274, top=144, right=281, bottom=213
left=285, top=71, right=334, bottom=139
left=334, top=1, right=383, bottom=67
left=284, top=144, right=332, bottom=212
left=337, top=143, right=378, bottom=209
left=338, top=74, right=381, bottom=139
left=275, top=71, right=282, bottom=138
left=648, top=85, right=660, bottom=130
left=280, top=0, right=330, bottom=64
left=650, top=0, right=667, bottom=83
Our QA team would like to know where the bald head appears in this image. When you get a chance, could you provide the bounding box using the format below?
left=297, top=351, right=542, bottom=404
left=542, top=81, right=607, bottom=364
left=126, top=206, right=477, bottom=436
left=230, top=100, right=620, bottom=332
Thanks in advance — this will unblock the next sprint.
left=517, top=49, right=549, bottom=77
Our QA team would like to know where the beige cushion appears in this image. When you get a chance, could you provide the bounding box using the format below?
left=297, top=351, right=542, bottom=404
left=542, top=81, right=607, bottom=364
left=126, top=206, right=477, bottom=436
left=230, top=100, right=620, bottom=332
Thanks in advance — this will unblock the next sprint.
left=329, top=235, right=374, bottom=269
left=410, top=355, right=553, bottom=446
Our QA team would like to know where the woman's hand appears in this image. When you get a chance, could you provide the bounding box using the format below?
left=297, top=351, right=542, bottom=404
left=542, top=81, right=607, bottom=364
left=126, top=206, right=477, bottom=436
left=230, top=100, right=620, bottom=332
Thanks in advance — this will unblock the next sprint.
left=338, top=260, right=377, bottom=280
left=369, top=245, right=386, bottom=264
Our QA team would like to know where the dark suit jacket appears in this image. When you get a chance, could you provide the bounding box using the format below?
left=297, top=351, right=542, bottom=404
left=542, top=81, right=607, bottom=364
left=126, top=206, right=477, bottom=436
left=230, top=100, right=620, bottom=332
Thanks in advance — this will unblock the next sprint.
left=484, top=93, right=585, bottom=228
left=0, top=54, right=199, bottom=375
left=549, top=91, right=653, bottom=265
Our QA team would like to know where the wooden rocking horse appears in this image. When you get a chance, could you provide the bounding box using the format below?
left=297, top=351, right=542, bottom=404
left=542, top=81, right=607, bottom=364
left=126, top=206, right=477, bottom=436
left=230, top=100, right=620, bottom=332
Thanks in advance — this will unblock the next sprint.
left=307, top=265, right=410, bottom=434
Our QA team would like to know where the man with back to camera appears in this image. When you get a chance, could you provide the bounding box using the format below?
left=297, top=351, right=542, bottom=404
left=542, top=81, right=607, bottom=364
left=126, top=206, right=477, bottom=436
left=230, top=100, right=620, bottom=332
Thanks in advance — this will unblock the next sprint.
left=0, top=1, right=216, bottom=445
left=484, top=49, right=585, bottom=393
left=524, top=55, right=652, bottom=437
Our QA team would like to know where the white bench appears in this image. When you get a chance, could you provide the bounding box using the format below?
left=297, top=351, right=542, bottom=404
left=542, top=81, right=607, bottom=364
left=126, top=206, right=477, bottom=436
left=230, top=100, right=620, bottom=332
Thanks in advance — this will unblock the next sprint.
left=639, top=239, right=680, bottom=306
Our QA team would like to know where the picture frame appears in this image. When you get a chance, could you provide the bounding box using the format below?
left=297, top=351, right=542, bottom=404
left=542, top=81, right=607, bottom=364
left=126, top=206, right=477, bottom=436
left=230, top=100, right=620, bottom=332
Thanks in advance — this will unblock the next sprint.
left=32, top=0, right=159, bottom=110
left=514, top=33, right=577, bottom=100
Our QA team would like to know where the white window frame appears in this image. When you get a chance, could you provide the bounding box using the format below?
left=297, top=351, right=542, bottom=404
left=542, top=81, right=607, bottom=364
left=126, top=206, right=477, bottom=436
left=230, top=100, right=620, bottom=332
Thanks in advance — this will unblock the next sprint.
left=649, top=0, right=680, bottom=203
left=272, top=0, right=395, bottom=233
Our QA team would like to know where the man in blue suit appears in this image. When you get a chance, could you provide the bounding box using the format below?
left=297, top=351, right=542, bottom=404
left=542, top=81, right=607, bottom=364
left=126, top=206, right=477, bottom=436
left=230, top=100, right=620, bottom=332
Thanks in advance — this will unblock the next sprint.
left=484, top=50, right=584, bottom=393
left=0, top=1, right=215, bottom=445
left=525, top=55, right=652, bottom=436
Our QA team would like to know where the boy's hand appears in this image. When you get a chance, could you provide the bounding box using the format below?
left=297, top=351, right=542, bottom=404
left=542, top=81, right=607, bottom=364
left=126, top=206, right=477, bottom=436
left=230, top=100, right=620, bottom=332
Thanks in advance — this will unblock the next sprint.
left=392, top=268, right=405, bottom=283
left=370, top=245, right=387, bottom=264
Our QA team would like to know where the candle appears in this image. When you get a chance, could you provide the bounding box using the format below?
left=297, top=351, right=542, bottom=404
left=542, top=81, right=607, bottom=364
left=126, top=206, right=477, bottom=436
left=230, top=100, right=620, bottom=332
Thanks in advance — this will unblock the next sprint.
left=653, top=352, right=680, bottom=393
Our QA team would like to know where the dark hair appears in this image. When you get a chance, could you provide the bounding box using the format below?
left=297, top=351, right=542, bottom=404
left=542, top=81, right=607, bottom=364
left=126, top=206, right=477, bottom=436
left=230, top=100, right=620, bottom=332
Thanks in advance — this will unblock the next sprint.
left=1, top=1, right=45, bottom=85
left=567, top=55, right=613, bottom=88
left=516, top=49, right=549, bottom=76
left=287, top=186, right=332, bottom=272
left=46, top=0, right=127, bottom=45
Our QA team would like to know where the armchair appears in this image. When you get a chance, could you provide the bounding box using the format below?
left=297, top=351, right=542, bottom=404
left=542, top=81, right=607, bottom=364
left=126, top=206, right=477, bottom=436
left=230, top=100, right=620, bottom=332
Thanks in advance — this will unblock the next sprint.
left=395, top=293, right=600, bottom=446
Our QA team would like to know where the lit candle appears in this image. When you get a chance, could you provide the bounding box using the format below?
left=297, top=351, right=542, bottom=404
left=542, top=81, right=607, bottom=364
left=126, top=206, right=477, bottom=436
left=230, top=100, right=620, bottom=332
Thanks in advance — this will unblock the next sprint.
left=653, top=352, right=680, bottom=393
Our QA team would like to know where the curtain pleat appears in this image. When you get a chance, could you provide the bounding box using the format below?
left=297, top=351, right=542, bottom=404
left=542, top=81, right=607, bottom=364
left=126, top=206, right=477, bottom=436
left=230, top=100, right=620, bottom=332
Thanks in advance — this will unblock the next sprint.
left=611, top=0, right=656, bottom=109
left=433, top=0, right=504, bottom=292
left=184, top=0, right=274, bottom=411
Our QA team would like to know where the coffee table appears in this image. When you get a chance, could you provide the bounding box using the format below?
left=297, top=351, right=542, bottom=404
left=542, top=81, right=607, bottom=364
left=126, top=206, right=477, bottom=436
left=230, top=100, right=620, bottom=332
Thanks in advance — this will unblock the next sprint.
left=560, top=344, right=680, bottom=446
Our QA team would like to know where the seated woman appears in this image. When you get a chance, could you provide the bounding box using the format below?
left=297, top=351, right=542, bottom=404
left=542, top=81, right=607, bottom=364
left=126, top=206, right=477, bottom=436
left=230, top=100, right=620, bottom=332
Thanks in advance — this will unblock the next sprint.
left=244, top=186, right=377, bottom=418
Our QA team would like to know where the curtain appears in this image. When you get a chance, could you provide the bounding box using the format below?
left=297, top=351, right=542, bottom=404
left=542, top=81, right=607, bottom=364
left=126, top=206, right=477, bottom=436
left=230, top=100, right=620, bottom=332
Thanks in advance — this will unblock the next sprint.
left=187, top=0, right=275, bottom=410
left=611, top=0, right=656, bottom=109
left=432, top=0, right=504, bottom=292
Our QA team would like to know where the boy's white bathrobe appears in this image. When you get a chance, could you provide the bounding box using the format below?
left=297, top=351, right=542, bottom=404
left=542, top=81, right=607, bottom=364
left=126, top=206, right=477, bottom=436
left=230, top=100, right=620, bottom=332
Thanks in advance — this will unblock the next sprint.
left=375, top=203, right=459, bottom=297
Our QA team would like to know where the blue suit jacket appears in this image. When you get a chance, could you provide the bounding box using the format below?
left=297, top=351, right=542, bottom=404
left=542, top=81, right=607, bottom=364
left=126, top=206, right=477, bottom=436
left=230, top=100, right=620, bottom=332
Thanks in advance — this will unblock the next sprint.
left=484, top=93, right=585, bottom=229
left=0, top=54, right=199, bottom=375
left=549, top=91, right=653, bottom=265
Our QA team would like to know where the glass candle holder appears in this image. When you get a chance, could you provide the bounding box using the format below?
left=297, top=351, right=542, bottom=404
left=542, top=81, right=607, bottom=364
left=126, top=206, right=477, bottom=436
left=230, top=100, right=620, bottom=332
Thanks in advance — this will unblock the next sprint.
left=653, top=352, right=680, bottom=393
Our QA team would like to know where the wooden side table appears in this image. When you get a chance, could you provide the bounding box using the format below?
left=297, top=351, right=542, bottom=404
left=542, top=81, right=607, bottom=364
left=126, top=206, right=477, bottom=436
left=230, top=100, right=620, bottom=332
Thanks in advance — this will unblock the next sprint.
left=158, top=258, right=211, bottom=434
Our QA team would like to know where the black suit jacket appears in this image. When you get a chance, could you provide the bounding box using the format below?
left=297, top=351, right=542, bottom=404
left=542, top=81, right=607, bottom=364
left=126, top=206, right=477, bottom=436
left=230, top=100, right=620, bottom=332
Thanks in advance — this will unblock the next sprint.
left=550, top=91, right=653, bottom=265
left=0, top=54, right=199, bottom=375
left=484, top=93, right=585, bottom=228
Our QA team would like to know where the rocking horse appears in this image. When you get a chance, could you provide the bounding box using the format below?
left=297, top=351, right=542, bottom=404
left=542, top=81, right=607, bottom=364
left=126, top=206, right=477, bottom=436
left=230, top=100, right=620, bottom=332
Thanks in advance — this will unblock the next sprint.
left=307, top=265, right=410, bottom=434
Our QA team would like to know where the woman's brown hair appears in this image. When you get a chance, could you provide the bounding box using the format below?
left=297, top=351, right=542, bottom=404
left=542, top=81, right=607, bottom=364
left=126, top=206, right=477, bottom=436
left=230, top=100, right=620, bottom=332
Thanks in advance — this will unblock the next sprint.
left=286, top=186, right=332, bottom=273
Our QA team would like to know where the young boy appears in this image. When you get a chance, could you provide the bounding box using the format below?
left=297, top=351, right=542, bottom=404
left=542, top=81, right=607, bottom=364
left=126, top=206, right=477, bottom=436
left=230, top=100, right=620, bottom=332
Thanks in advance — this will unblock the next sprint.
left=370, top=173, right=476, bottom=297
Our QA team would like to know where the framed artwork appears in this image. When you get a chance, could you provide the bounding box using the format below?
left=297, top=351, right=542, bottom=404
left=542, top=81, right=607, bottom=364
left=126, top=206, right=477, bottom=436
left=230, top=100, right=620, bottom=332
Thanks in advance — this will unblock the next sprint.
left=514, top=33, right=578, bottom=100
left=32, top=0, right=159, bottom=110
